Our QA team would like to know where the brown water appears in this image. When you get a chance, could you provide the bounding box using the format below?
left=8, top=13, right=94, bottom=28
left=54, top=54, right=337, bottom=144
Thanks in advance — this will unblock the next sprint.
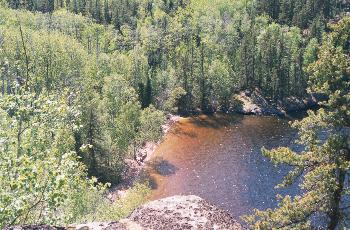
left=146, top=114, right=299, bottom=222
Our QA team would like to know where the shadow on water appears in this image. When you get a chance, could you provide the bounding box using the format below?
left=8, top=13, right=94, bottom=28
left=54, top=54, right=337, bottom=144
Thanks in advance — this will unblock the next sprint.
left=146, top=113, right=301, bottom=225
left=169, top=114, right=243, bottom=138
left=141, top=157, right=179, bottom=190
left=170, top=125, right=198, bottom=138
left=147, top=157, right=179, bottom=176
left=188, top=114, right=240, bottom=129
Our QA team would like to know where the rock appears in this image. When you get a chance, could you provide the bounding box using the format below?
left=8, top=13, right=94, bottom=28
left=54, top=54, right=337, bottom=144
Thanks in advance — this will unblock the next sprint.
left=230, top=89, right=323, bottom=116
left=231, top=89, right=285, bottom=116
left=128, top=195, right=244, bottom=230
left=6, top=196, right=245, bottom=230
left=71, top=222, right=128, bottom=230
left=5, top=225, right=65, bottom=230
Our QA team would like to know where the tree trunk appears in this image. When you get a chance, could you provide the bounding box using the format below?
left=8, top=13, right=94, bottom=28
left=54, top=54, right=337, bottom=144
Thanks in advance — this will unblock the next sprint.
left=200, top=44, right=206, bottom=111
left=88, top=108, right=97, bottom=175
left=2, top=65, right=5, bottom=96
left=19, top=22, right=30, bottom=89
left=328, top=169, right=346, bottom=230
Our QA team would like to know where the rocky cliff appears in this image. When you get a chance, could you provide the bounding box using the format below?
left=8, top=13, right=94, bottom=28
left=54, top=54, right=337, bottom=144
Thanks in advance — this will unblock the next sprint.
left=6, top=195, right=244, bottom=230
left=231, top=89, right=324, bottom=116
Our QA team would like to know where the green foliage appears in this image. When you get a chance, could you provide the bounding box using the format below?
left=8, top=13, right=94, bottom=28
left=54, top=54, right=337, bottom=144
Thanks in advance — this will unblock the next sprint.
left=307, top=17, right=350, bottom=127
left=0, top=8, right=115, bottom=53
left=68, top=182, right=151, bottom=223
left=0, top=0, right=7, bottom=7
left=208, top=59, right=236, bottom=110
left=138, top=105, right=165, bottom=144
left=244, top=17, right=350, bottom=230
left=0, top=13, right=99, bottom=95
left=257, top=0, right=346, bottom=29
left=164, top=86, right=187, bottom=113
left=303, top=38, right=318, bottom=67
left=2, top=0, right=330, bottom=112
left=0, top=92, right=101, bottom=228
left=0, top=4, right=164, bottom=225
left=1, top=0, right=349, bottom=227
left=75, top=74, right=165, bottom=183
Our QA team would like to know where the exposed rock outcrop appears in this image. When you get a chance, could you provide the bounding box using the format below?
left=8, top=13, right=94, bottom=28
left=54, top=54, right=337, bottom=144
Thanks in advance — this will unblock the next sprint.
left=6, top=195, right=244, bottom=230
left=231, top=89, right=284, bottom=116
left=128, top=195, right=243, bottom=230
left=231, top=89, right=324, bottom=116
left=5, top=225, right=65, bottom=230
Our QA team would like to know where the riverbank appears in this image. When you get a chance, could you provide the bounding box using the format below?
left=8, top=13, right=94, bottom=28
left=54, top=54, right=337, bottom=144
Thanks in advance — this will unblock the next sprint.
left=174, top=89, right=323, bottom=117
left=7, top=195, right=244, bottom=230
left=107, top=88, right=318, bottom=201
left=108, top=114, right=182, bottom=201
left=230, top=89, right=324, bottom=116
left=107, top=98, right=308, bottom=201
left=143, top=114, right=298, bottom=221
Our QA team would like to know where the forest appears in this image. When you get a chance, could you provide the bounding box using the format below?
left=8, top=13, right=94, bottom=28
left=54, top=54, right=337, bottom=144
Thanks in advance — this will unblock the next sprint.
left=0, top=0, right=349, bottom=229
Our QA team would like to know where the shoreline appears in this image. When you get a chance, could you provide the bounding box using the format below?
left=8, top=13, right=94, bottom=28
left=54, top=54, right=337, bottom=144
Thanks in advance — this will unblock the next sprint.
left=108, top=114, right=182, bottom=201
left=107, top=104, right=315, bottom=202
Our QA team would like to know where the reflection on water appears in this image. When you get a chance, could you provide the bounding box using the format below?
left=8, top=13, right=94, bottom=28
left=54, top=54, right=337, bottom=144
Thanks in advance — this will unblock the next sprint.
left=146, top=114, right=299, bottom=223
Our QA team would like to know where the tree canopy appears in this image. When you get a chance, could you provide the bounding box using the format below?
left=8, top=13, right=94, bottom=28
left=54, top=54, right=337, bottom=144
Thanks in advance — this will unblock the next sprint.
left=0, top=0, right=349, bottom=228
left=245, top=16, right=350, bottom=230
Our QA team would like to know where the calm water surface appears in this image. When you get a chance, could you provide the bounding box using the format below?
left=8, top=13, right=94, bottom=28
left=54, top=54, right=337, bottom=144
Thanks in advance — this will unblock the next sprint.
left=146, top=114, right=299, bottom=222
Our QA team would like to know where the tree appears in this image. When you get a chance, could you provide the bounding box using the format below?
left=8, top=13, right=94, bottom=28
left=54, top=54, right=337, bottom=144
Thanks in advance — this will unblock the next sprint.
left=208, top=58, right=236, bottom=111
left=244, top=17, right=350, bottom=230
left=142, top=75, right=152, bottom=108
left=103, top=0, right=111, bottom=23
left=137, top=105, right=165, bottom=146
left=303, top=38, right=318, bottom=68
left=0, top=92, right=98, bottom=228
left=164, top=86, right=187, bottom=113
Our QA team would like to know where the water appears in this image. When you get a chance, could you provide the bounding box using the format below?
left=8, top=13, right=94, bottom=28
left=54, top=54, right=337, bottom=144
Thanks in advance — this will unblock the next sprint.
left=146, top=114, right=299, bottom=223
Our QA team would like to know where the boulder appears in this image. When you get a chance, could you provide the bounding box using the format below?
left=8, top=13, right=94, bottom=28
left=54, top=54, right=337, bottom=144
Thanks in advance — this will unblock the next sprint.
left=5, top=225, right=65, bottom=230
left=231, top=89, right=284, bottom=116
left=6, top=196, right=244, bottom=230
left=231, top=89, right=323, bottom=116
left=128, top=195, right=244, bottom=230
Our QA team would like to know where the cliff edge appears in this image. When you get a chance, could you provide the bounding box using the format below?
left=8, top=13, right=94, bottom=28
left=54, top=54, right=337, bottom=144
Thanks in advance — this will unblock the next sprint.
left=6, top=195, right=244, bottom=230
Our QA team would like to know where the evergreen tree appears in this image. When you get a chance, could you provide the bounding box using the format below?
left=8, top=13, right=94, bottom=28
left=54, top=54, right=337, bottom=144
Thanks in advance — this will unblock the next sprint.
left=143, top=75, right=152, bottom=108
left=104, top=0, right=111, bottom=23
left=245, top=17, right=350, bottom=230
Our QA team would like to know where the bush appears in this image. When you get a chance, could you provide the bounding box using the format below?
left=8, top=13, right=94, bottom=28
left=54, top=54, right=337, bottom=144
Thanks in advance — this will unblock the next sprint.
left=68, top=182, right=151, bottom=223
left=0, top=93, right=102, bottom=228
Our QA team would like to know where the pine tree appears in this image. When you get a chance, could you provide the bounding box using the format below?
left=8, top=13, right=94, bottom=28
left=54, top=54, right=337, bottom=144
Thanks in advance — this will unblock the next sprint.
left=104, top=0, right=111, bottom=23
left=244, top=17, right=350, bottom=230
left=143, top=75, right=152, bottom=108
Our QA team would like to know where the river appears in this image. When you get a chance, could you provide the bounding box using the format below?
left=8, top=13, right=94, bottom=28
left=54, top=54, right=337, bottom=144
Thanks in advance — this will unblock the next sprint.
left=146, top=114, right=300, bottom=224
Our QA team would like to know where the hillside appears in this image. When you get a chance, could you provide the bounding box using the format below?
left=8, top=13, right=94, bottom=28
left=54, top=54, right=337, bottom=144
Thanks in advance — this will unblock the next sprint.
left=1, top=0, right=349, bottom=229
